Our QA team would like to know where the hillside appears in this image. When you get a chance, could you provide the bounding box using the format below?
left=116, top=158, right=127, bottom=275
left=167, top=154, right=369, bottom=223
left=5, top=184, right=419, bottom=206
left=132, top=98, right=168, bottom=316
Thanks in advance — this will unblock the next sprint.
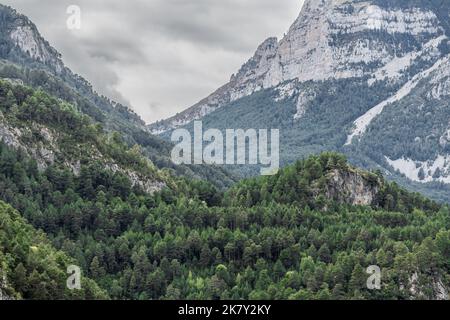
left=0, top=2, right=448, bottom=301
left=149, top=0, right=450, bottom=203
left=0, top=79, right=171, bottom=193
left=1, top=139, right=448, bottom=299
left=0, top=3, right=236, bottom=189
left=0, top=200, right=107, bottom=299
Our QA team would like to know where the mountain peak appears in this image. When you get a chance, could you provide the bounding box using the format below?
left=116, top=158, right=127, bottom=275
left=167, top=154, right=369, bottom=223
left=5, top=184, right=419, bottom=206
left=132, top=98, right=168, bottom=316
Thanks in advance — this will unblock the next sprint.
left=0, top=4, right=64, bottom=72
left=148, top=0, right=447, bottom=134
left=147, top=0, right=450, bottom=201
left=230, top=36, right=279, bottom=88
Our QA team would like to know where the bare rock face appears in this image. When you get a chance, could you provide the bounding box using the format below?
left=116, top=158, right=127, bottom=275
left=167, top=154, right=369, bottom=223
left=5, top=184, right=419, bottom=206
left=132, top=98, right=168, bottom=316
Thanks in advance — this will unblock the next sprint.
left=1, top=111, right=165, bottom=195
left=407, top=272, right=449, bottom=300
left=10, top=25, right=61, bottom=70
left=0, top=115, right=61, bottom=170
left=0, top=115, right=23, bottom=149
left=3, top=6, right=64, bottom=73
left=148, top=0, right=445, bottom=134
left=0, top=273, right=13, bottom=301
left=266, top=0, right=441, bottom=84
left=229, top=37, right=279, bottom=100
left=0, top=288, right=11, bottom=300
left=104, top=163, right=166, bottom=194
left=324, top=169, right=380, bottom=206
left=0, top=288, right=13, bottom=300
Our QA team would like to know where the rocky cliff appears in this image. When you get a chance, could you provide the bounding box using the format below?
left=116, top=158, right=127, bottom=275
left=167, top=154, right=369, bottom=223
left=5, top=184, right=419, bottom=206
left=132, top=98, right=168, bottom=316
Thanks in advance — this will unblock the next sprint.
left=0, top=5, right=64, bottom=72
left=0, top=274, right=12, bottom=300
left=148, top=0, right=450, bottom=202
left=148, top=0, right=447, bottom=134
left=323, top=168, right=381, bottom=206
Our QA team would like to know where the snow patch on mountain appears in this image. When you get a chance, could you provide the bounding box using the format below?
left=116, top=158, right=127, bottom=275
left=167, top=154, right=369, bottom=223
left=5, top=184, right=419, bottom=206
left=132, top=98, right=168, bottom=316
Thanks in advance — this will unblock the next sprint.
left=369, top=35, right=446, bottom=85
left=346, top=56, right=449, bottom=145
left=148, top=0, right=447, bottom=134
left=386, top=155, right=450, bottom=183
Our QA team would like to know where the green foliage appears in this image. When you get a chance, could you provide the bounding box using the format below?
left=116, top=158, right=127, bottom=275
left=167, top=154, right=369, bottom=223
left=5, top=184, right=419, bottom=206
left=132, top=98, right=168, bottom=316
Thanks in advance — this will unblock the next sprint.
left=167, top=55, right=450, bottom=202
left=0, top=143, right=448, bottom=300
left=0, top=200, right=108, bottom=299
left=0, top=4, right=449, bottom=299
left=0, top=79, right=168, bottom=186
left=0, top=59, right=237, bottom=189
left=224, top=152, right=439, bottom=214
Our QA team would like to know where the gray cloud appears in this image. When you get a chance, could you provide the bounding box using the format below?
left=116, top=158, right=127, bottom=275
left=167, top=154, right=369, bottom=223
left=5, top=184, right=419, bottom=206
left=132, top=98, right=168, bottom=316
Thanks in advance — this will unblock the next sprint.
left=2, top=0, right=304, bottom=123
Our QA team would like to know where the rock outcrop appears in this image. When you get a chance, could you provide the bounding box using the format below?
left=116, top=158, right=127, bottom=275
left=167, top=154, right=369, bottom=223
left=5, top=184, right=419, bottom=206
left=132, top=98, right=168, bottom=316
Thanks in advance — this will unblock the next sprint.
left=3, top=6, right=64, bottom=72
left=324, top=169, right=380, bottom=206
left=0, top=272, right=13, bottom=301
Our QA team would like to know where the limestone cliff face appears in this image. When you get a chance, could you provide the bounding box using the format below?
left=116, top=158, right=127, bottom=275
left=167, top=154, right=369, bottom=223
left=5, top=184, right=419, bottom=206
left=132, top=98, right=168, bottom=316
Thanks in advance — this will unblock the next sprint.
left=263, top=0, right=441, bottom=84
left=406, top=272, right=449, bottom=300
left=148, top=0, right=446, bottom=134
left=0, top=90, right=165, bottom=195
left=322, top=169, right=380, bottom=206
left=9, top=25, right=63, bottom=72
left=0, top=272, right=13, bottom=301
left=0, top=5, right=64, bottom=72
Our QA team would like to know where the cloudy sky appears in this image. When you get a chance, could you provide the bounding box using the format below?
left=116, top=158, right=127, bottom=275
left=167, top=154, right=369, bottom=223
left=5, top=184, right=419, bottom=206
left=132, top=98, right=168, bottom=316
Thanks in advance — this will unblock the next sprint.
left=3, top=0, right=304, bottom=123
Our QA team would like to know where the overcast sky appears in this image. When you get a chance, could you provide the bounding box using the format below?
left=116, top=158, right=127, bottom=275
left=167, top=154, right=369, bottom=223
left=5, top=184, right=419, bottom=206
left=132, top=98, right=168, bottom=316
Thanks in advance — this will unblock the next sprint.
left=3, top=0, right=304, bottom=123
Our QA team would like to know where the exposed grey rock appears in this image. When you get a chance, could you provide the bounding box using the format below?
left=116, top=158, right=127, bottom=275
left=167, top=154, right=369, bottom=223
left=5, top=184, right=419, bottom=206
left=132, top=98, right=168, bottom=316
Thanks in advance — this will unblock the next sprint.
left=322, top=169, right=380, bottom=206
left=7, top=10, right=64, bottom=73
left=0, top=272, right=13, bottom=301
left=408, top=272, right=449, bottom=300
left=294, top=88, right=317, bottom=120
left=1, top=110, right=165, bottom=195
left=104, top=163, right=166, bottom=194
left=2, top=78, right=24, bottom=86
left=0, top=112, right=24, bottom=148
left=148, top=0, right=445, bottom=134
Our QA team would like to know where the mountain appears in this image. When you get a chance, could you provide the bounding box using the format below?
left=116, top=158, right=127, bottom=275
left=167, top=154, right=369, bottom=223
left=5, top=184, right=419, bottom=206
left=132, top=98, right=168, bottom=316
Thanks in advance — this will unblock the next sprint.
left=0, top=2, right=449, bottom=301
left=0, top=4, right=236, bottom=189
left=1, top=136, right=449, bottom=299
left=148, top=0, right=450, bottom=202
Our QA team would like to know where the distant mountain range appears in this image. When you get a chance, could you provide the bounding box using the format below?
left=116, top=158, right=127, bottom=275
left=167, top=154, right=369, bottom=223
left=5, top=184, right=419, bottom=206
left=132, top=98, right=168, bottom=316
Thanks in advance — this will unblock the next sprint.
left=149, top=0, right=450, bottom=203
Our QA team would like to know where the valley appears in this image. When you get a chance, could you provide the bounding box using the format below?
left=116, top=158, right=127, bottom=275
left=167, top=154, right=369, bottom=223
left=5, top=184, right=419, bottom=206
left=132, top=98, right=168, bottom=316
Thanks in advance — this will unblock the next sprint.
left=150, top=0, right=450, bottom=203
left=0, top=1, right=449, bottom=301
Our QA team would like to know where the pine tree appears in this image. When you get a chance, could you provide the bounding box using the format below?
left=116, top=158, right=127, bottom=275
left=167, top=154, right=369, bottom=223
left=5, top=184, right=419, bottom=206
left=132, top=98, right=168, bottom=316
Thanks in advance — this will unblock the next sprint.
left=318, top=244, right=332, bottom=263
left=12, top=263, right=27, bottom=292
left=349, top=264, right=366, bottom=293
left=89, top=256, right=105, bottom=279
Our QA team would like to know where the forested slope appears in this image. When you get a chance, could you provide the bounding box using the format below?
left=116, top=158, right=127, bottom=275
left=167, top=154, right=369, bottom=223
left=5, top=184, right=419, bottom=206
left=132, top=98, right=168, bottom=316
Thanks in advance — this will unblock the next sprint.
left=0, top=2, right=449, bottom=301
left=1, top=137, right=449, bottom=299
left=0, top=200, right=107, bottom=299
